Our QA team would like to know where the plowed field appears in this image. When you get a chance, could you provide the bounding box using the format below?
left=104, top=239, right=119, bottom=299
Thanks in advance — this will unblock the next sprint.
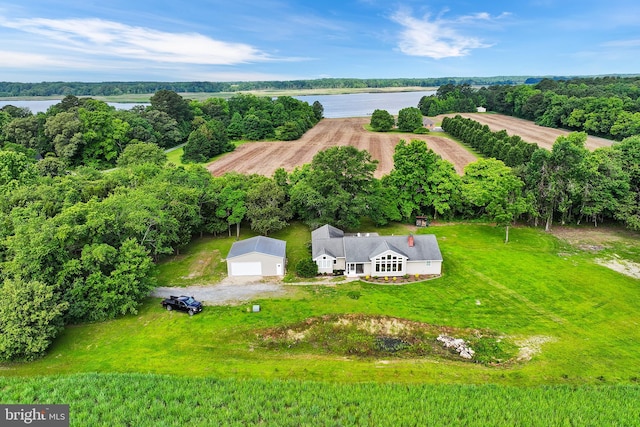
left=207, top=118, right=477, bottom=178
left=437, top=113, right=614, bottom=151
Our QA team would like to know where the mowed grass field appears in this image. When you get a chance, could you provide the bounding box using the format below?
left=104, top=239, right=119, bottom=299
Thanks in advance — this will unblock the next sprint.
left=2, top=223, right=639, bottom=386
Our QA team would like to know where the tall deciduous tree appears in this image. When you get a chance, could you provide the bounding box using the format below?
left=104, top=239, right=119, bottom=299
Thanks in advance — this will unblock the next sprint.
left=614, top=135, right=640, bottom=230
left=60, top=238, right=155, bottom=322
left=4, top=115, right=48, bottom=154
left=141, top=109, right=184, bottom=148
left=182, top=119, right=233, bottom=163
left=44, top=111, right=83, bottom=161
left=370, top=109, right=395, bottom=132
left=578, top=147, right=630, bottom=227
left=117, top=142, right=167, bottom=167
left=546, top=132, right=589, bottom=229
left=462, top=158, right=528, bottom=242
left=290, top=146, right=377, bottom=229
left=397, top=107, right=423, bottom=132
left=385, top=139, right=439, bottom=219
left=0, top=150, right=37, bottom=191
left=0, top=279, right=68, bottom=361
left=246, top=179, right=292, bottom=235
left=150, top=90, right=193, bottom=124
left=384, top=139, right=461, bottom=221
left=312, top=101, right=324, bottom=121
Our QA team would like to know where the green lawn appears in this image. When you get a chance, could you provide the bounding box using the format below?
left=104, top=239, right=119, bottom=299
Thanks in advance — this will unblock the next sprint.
left=2, top=223, right=639, bottom=386
left=165, top=145, right=185, bottom=166
left=165, top=140, right=249, bottom=167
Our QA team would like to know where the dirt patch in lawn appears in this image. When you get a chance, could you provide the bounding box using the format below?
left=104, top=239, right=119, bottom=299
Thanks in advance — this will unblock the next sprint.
left=207, top=118, right=476, bottom=177
left=549, top=225, right=639, bottom=247
left=185, top=250, right=219, bottom=279
left=549, top=226, right=640, bottom=279
left=596, top=259, right=640, bottom=280
left=514, top=336, right=556, bottom=362
left=257, top=314, right=517, bottom=364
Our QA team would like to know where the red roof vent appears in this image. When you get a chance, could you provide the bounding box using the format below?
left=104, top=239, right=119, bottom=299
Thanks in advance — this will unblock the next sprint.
left=408, top=235, right=414, bottom=247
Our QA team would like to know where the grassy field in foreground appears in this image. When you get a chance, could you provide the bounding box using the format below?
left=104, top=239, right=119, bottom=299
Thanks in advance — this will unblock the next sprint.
left=1, top=224, right=639, bottom=386
left=1, top=373, right=638, bottom=426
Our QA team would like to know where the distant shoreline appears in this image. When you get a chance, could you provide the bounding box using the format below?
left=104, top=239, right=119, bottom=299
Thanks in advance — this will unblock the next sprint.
left=0, top=86, right=440, bottom=103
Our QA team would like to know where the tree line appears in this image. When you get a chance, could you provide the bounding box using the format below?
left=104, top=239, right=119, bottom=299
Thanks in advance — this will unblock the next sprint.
left=0, top=91, right=322, bottom=169
left=418, top=77, right=640, bottom=141
left=442, top=115, right=539, bottom=167
left=0, top=75, right=608, bottom=97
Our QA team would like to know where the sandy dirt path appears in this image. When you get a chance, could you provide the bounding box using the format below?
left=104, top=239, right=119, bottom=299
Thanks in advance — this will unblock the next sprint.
left=151, top=279, right=287, bottom=306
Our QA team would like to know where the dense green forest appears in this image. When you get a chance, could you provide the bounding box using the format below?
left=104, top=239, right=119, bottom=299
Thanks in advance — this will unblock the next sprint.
left=2, top=75, right=632, bottom=97
left=0, top=91, right=322, bottom=168
left=419, top=76, right=640, bottom=140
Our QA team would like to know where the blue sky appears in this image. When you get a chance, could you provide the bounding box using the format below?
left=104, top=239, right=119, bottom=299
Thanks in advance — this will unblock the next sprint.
left=1, top=0, right=639, bottom=82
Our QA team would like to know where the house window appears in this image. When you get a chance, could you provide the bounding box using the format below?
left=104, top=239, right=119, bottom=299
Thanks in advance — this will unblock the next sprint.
left=373, top=254, right=405, bottom=274
left=426, top=260, right=431, bottom=267
left=318, top=256, right=332, bottom=269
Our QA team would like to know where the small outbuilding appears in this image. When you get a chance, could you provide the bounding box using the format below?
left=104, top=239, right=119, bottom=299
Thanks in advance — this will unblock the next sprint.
left=476, top=106, right=487, bottom=113
left=415, top=216, right=430, bottom=227
left=422, top=118, right=435, bottom=129
left=226, top=236, right=286, bottom=277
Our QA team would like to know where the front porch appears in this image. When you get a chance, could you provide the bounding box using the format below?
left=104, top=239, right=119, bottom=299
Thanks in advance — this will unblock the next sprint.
left=346, top=262, right=365, bottom=277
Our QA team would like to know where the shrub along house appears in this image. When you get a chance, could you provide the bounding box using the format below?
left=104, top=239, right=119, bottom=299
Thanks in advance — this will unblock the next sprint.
left=226, top=236, right=286, bottom=277
left=311, top=224, right=442, bottom=278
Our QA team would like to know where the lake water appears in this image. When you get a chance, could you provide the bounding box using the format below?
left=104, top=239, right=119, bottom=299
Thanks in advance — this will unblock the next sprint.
left=294, top=91, right=435, bottom=118
left=0, top=90, right=436, bottom=118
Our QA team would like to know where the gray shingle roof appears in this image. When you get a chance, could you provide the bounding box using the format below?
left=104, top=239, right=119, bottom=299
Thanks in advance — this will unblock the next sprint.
left=311, top=224, right=442, bottom=263
left=227, top=236, right=286, bottom=259
left=344, top=235, right=441, bottom=262
left=311, top=224, right=344, bottom=240
left=312, top=237, right=345, bottom=259
left=368, top=240, right=408, bottom=259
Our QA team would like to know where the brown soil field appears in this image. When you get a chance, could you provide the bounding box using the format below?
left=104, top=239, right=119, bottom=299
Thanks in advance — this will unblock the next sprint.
left=436, top=113, right=614, bottom=151
left=207, top=118, right=477, bottom=178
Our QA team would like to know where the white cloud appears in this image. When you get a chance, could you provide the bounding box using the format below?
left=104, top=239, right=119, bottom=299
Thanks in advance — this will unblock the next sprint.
left=600, top=39, right=640, bottom=48
left=0, top=50, right=67, bottom=68
left=0, top=16, right=271, bottom=65
left=390, top=9, right=500, bottom=59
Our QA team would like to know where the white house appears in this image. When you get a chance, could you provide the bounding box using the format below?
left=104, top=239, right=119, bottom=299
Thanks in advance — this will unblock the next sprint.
left=226, top=236, right=286, bottom=277
left=311, top=225, right=442, bottom=277
left=476, top=106, right=487, bottom=113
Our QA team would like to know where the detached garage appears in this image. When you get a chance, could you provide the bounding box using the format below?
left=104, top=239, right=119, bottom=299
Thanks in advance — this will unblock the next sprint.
left=226, top=236, right=286, bottom=277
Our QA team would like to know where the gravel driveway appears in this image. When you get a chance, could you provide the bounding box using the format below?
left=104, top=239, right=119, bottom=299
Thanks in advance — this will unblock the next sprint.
left=151, top=276, right=288, bottom=305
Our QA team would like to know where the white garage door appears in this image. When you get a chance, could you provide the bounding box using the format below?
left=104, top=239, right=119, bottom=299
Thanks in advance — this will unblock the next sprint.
left=230, top=262, right=262, bottom=276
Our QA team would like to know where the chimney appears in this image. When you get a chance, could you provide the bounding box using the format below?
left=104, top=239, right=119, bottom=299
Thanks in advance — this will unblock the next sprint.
left=408, top=235, right=414, bottom=247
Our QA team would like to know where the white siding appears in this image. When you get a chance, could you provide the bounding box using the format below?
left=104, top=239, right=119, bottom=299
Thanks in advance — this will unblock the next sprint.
left=227, top=252, right=286, bottom=277
left=314, top=254, right=336, bottom=274
left=406, top=260, right=442, bottom=276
